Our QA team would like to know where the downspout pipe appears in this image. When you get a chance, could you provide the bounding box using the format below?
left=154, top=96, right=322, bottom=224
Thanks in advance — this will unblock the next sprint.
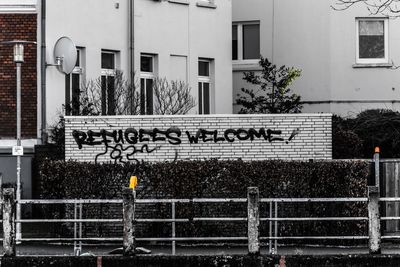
left=129, top=0, right=135, bottom=114
left=40, top=0, right=47, bottom=143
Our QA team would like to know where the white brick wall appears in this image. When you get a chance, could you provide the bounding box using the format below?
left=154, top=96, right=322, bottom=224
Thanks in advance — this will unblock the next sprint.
left=65, top=114, right=332, bottom=162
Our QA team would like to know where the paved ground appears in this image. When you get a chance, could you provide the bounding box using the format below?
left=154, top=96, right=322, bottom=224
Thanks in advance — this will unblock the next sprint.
left=3, top=243, right=400, bottom=256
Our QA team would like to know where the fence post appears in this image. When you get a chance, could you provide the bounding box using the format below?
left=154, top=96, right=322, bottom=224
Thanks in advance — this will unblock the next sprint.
left=368, top=185, right=381, bottom=254
left=3, top=188, right=16, bottom=256
left=122, top=187, right=135, bottom=256
left=374, top=147, right=380, bottom=187
left=247, top=187, right=260, bottom=255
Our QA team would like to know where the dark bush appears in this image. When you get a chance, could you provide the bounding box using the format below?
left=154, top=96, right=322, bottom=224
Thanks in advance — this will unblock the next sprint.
left=333, top=109, right=400, bottom=158
left=38, top=159, right=369, bottom=242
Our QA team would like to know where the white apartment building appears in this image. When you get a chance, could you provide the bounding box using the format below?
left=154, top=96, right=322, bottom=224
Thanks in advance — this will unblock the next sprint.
left=45, top=0, right=233, bottom=127
left=232, top=0, right=400, bottom=116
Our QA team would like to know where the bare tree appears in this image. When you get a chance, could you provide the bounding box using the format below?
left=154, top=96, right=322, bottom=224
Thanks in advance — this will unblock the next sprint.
left=332, top=0, right=400, bottom=16
left=73, top=73, right=195, bottom=116
left=80, top=70, right=141, bottom=115
left=153, top=77, right=196, bottom=115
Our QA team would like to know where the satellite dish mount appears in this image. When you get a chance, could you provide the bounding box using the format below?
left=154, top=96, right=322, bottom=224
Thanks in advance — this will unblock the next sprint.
left=47, top=36, right=77, bottom=75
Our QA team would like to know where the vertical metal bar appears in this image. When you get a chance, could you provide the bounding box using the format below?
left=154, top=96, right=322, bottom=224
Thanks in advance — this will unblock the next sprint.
left=274, top=202, right=278, bottom=254
left=269, top=201, right=272, bottom=254
left=16, top=62, right=22, bottom=242
left=172, top=202, right=176, bottom=255
left=74, top=203, right=77, bottom=255
left=79, top=203, right=83, bottom=253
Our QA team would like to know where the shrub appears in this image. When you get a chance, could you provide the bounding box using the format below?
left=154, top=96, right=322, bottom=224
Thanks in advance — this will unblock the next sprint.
left=38, top=159, right=369, bottom=242
left=333, top=109, right=400, bottom=158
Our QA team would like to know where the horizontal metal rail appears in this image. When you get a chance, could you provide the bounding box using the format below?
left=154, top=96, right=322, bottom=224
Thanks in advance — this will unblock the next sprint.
left=18, top=197, right=368, bottom=205
left=380, top=198, right=400, bottom=202
left=17, top=216, right=368, bottom=224
left=19, top=199, right=123, bottom=204
left=19, top=238, right=123, bottom=242
left=260, top=236, right=368, bottom=240
left=261, top=217, right=368, bottom=221
left=261, top=198, right=368, bottom=203
left=17, top=217, right=248, bottom=223
left=19, top=237, right=248, bottom=242
left=17, top=219, right=123, bottom=223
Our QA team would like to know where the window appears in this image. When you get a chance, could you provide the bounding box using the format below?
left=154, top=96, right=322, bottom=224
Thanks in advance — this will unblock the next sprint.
left=65, top=48, right=84, bottom=115
left=356, top=18, right=388, bottom=64
left=198, top=60, right=211, bottom=114
left=140, top=54, right=156, bottom=115
left=232, top=22, right=260, bottom=61
left=101, top=51, right=117, bottom=115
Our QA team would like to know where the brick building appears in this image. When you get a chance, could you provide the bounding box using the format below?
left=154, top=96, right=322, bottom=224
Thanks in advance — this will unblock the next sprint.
left=0, top=0, right=39, bottom=198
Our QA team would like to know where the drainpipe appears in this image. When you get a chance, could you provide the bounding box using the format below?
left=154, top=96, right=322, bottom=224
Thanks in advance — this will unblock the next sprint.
left=129, top=0, right=135, bottom=114
left=40, top=0, right=47, bottom=143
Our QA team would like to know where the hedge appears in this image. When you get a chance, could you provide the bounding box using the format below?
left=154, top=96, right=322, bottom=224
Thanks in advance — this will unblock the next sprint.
left=333, top=109, right=400, bottom=158
left=39, top=159, right=368, bottom=199
left=36, top=159, right=370, bottom=243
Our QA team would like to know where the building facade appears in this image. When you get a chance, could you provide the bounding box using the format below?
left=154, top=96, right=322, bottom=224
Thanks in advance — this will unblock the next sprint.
left=232, top=0, right=400, bottom=116
left=44, top=0, right=232, bottom=128
left=0, top=0, right=39, bottom=197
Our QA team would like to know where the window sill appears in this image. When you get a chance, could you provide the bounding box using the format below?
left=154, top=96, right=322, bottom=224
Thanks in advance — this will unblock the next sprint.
left=196, top=1, right=217, bottom=9
left=352, top=63, right=393, bottom=68
left=168, top=0, right=189, bottom=5
left=233, top=61, right=261, bottom=71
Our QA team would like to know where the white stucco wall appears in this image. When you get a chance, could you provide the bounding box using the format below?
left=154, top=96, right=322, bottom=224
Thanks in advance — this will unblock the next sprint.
left=45, top=0, right=129, bottom=126
left=232, top=0, right=400, bottom=116
left=134, top=0, right=233, bottom=114
left=45, top=0, right=232, bottom=130
left=329, top=6, right=400, bottom=116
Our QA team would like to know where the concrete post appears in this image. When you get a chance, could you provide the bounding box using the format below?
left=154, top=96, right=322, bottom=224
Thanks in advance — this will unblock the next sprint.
left=122, top=187, right=135, bottom=256
left=3, top=188, right=16, bottom=256
left=368, top=186, right=381, bottom=254
left=247, top=187, right=260, bottom=255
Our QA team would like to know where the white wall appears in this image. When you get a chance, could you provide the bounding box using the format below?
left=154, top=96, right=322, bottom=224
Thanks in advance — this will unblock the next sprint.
left=45, top=0, right=129, bottom=126
left=329, top=6, right=400, bottom=116
left=232, top=0, right=400, bottom=116
left=45, top=0, right=232, bottom=130
left=134, top=0, right=233, bottom=114
left=65, top=114, right=332, bottom=162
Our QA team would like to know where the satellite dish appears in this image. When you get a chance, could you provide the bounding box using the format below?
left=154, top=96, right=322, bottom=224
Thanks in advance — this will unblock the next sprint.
left=53, top=37, right=77, bottom=74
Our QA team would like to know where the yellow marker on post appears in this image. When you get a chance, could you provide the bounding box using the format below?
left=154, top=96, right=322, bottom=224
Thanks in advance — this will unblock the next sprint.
left=129, top=176, right=138, bottom=190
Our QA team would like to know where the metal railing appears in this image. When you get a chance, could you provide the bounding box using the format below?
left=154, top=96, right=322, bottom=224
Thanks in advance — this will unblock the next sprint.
left=0, top=187, right=377, bottom=256
left=260, top=197, right=369, bottom=254
left=0, top=150, right=386, bottom=257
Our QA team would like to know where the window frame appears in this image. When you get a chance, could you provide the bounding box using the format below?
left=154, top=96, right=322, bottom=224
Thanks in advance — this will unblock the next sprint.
left=140, top=54, right=157, bottom=115
left=198, top=59, right=212, bottom=115
left=232, top=21, right=260, bottom=64
left=355, top=17, right=389, bottom=64
left=101, top=50, right=118, bottom=115
left=66, top=47, right=85, bottom=116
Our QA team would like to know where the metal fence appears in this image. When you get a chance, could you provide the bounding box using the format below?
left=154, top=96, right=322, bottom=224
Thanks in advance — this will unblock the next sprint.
left=0, top=150, right=394, bottom=256
left=0, top=186, right=383, bottom=256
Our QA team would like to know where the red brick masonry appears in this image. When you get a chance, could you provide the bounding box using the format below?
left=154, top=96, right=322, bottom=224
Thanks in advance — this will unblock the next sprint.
left=0, top=14, right=37, bottom=138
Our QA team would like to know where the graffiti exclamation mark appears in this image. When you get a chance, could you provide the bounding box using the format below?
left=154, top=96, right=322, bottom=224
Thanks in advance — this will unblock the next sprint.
left=286, top=128, right=300, bottom=144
